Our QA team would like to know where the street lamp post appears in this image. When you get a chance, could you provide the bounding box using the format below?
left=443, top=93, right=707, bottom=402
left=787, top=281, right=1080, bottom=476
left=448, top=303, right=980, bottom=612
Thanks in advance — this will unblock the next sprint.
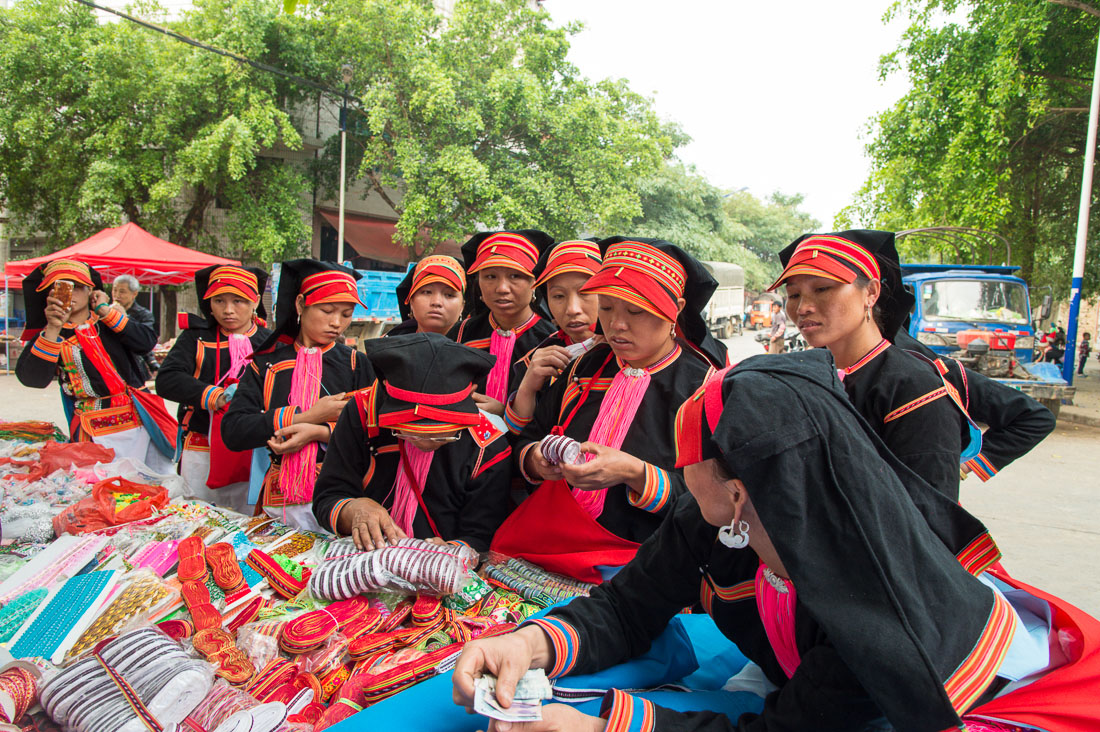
left=338, top=63, right=353, bottom=265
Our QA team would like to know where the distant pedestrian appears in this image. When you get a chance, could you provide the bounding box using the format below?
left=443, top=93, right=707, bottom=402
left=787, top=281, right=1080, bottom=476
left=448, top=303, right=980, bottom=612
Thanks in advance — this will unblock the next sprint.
left=768, top=300, right=786, bottom=354
left=112, top=274, right=160, bottom=377
left=1079, top=331, right=1092, bottom=376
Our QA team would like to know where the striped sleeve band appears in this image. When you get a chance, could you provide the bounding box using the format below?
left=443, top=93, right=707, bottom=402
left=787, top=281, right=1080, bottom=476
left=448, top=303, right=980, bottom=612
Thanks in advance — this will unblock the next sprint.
left=272, top=406, right=298, bottom=433
left=504, top=400, right=533, bottom=434
left=31, top=335, right=63, bottom=362
left=600, top=689, right=656, bottom=732
left=524, top=617, right=580, bottom=678
left=628, top=463, right=672, bottom=514
left=963, top=453, right=998, bottom=482
left=98, top=306, right=128, bottom=331
left=329, top=498, right=354, bottom=535
left=201, top=386, right=226, bottom=411
left=517, top=442, right=541, bottom=485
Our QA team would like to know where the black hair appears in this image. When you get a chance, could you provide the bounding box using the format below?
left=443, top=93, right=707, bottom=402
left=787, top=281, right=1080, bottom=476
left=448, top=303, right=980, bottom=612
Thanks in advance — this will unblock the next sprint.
left=712, top=452, right=738, bottom=482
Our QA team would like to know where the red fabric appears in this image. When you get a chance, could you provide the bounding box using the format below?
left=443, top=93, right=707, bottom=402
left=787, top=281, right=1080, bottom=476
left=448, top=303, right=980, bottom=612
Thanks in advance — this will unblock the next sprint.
left=8, top=440, right=115, bottom=482
left=128, top=387, right=179, bottom=454
left=207, top=405, right=251, bottom=488
left=964, top=569, right=1100, bottom=731
left=5, top=223, right=239, bottom=286
left=491, top=480, right=640, bottom=583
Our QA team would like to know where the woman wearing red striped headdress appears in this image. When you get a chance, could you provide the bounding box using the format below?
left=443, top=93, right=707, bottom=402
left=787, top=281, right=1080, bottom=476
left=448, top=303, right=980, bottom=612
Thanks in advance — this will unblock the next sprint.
left=771, top=230, right=979, bottom=502
left=504, top=239, right=603, bottom=434
left=385, top=255, right=466, bottom=337
left=221, top=259, right=375, bottom=530
left=156, top=265, right=271, bottom=513
left=454, top=230, right=557, bottom=416
left=491, top=237, right=728, bottom=583
left=16, top=259, right=177, bottom=471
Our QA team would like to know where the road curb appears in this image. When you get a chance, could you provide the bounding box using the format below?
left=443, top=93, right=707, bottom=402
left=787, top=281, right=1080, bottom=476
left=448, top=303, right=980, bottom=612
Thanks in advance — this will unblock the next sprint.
left=1058, top=408, right=1100, bottom=428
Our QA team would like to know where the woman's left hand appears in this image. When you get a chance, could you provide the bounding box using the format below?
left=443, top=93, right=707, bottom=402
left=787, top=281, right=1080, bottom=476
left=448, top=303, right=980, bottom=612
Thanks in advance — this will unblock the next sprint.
left=478, top=704, right=607, bottom=732
left=559, top=443, right=645, bottom=492
left=473, top=392, right=505, bottom=416
left=90, top=290, right=110, bottom=311
left=267, top=423, right=326, bottom=455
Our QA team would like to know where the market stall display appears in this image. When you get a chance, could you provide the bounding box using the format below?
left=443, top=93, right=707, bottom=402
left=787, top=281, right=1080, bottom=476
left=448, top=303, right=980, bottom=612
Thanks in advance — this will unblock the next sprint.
left=0, top=420, right=589, bottom=731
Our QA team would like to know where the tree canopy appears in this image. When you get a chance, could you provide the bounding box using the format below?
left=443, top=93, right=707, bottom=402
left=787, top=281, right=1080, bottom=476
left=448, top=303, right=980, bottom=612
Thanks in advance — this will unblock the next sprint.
left=628, top=161, right=819, bottom=290
left=0, top=0, right=313, bottom=261
left=843, top=0, right=1100, bottom=296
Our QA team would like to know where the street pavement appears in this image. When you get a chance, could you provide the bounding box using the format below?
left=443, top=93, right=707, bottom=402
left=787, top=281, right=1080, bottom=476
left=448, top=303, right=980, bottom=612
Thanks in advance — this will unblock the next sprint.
left=1, top=331, right=1097, bottom=612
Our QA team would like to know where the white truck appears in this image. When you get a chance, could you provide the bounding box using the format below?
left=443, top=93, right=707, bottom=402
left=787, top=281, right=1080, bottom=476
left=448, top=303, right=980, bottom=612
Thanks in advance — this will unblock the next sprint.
left=701, top=261, right=745, bottom=339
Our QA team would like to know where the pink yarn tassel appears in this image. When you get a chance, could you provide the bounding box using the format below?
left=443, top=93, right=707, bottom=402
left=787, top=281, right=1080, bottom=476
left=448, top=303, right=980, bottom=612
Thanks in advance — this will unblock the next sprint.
left=390, top=443, right=436, bottom=536
left=755, top=563, right=800, bottom=679
left=280, top=346, right=323, bottom=504
left=218, top=333, right=254, bottom=385
left=572, top=367, right=651, bottom=518
left=485, top=329, right=517, bottom=402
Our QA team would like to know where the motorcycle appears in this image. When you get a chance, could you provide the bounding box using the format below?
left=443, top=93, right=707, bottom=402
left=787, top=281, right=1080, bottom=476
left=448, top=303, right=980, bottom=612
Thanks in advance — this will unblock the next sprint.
left=754, top=326, right=807, bottom=353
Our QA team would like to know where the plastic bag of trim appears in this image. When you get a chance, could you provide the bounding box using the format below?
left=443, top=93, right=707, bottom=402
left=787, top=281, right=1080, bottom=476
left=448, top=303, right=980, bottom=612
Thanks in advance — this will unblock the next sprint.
left=310, top=538, right=477, bottom=600
left=39, top=625, right=214, bottom=732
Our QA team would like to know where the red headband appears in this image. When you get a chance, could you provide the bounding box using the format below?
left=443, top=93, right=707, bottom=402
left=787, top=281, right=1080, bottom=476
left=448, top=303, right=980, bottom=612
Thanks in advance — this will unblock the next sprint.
left=674, top=366, right=732, bottom=468
left=581, top=241, right=687, bottom=322
left=768, top=235, right=881, bottom=292
left=468, top=233, right=540, bottom=276
left=534, top=240, right=602, bottom=287
left=301, top=270, right=364, bottom=307
left=205, top=266, right=260, bottom=303
left=378, top=381, right=480, bottom=429
left=404, top=256, right=466, bottom=304
left=37, top=260, right=95, bottom=291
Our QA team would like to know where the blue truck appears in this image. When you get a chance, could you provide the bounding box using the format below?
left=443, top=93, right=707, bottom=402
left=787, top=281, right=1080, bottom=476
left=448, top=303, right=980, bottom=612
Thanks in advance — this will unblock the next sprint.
left=902, top=264, right=1075, bottom=416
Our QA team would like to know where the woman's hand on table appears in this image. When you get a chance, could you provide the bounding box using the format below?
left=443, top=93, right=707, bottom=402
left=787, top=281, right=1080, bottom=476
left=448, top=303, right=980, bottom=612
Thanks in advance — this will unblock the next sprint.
left=524, top=442, right=563, bottom=483
left=560, top=443, right=645, bottom=492
left=453, top=626, right=555, bottom=713
left=479, top=704, right=608, bottom=732
left=266, top=423, right=327, bottom=455
left=340, top=497, right=407, bottom=550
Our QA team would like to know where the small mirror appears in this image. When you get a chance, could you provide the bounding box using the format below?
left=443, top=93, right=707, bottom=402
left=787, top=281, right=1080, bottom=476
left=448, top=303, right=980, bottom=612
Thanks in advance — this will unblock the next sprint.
left=1041, top=294, right=1052, bottom=321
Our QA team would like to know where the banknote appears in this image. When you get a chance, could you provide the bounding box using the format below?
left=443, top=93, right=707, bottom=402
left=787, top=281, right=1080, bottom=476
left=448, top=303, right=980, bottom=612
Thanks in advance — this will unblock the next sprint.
left=473, top=669, right=553, bottom=722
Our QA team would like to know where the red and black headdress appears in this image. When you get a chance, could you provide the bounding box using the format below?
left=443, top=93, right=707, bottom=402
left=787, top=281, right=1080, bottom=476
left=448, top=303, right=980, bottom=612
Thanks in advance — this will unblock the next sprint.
left=533, top=240, right=602, bottom=288
left=367, top=333, right=495, bottom=434
left=193, top=264, right=268, bottom=324
left=20, top=259, right=104, bottom=341
left=460, top=230, right=554, bottom=316
left=770, top=229, right=915, bottom=339
left=395, top=255, right=466, bottom=321
left=255, top=259, right=363, bottom=352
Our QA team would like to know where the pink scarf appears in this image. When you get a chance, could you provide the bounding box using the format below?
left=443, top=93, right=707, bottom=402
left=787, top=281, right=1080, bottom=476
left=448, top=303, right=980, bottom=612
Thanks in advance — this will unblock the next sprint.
left=755, top=562, right=800, bottom=679
left=221, top=332, right=254, bottom=384
left=571, top=345, right=679, bottom=518
left=485, top=329, right=518, bottom=402
left=279, top=346, right=323, bottom=504
left=389, top=442, right=436, bottom=537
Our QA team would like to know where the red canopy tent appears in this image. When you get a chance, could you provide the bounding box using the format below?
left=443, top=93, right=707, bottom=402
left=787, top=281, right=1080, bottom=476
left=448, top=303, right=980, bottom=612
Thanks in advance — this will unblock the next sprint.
left=4, top=223, right=239, bottom=285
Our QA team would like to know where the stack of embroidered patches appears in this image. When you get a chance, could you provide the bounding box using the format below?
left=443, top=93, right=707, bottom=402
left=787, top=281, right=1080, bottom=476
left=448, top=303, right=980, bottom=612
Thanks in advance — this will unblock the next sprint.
left=207, top=541, right=249, bottom=604
left=178, top=536, right=222, bottom=631
left=192, top=627, right=255, bottom=684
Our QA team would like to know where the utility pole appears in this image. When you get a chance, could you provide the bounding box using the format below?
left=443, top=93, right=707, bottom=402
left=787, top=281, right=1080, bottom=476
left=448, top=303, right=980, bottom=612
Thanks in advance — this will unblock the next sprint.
left=337, top=64, right=353, bottom=265
left=1062, top=27, right=1100, bottom=383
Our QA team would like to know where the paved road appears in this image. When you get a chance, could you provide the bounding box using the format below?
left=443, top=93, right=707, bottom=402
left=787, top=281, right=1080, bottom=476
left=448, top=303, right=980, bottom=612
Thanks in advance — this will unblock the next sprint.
left=3, top=331, right=1099, bottom=612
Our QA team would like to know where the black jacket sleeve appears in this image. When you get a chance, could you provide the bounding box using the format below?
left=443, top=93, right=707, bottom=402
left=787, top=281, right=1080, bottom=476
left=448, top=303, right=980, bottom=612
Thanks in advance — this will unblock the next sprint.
left=15, top=338, right=58, bottom=388
left=454, top=436, right=513, bottom=551
left=962, top=367, right=1055, bottom=479
left=312, top=398, right=369, bottom=533
left=221, top=361, right=282, bottom=451
left=515, top=366, right=571, bottom=483
left=102, top=309, right=157, bottom=354
left=155, top=331, right=208, bottom=408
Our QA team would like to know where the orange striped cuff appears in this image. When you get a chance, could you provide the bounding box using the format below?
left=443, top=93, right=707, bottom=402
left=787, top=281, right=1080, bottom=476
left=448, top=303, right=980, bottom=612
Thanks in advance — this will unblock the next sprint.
left=272, top=406, right=297, bottom=433
left=329, top=498, right=354, bottom=535
left=517, top=442, right=541, bottom=485
left=628, top=463, right=672, bottom=514
left=504, top=400, right=532, bottom=435
left=98, top=306, right=127, bottom=331
left=963, top=453, right=998, bottom=482
left=944, top=592, right=1016, bottom=715
left=31, top=334, right=63, bottom=362
left=201, top=385, right=226, bottom=411
left=600, top=689, right=656, bottom=732
left=525, top=617, right=579, bottom=678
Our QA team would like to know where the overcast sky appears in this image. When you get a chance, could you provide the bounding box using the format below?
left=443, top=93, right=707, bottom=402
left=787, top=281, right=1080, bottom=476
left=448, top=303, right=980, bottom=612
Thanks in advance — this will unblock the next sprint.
left=543, top=0, right=915, bottom=228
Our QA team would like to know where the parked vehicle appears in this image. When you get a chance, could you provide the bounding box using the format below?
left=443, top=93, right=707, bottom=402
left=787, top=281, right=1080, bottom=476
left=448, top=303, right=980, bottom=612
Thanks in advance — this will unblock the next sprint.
left=701, top=261, right=745, bottom=339
left=902, top=264, right=1074, bottom=416
left=748, top=292, right=782, bottom=330
left=754, top=326, right=806, bottom=353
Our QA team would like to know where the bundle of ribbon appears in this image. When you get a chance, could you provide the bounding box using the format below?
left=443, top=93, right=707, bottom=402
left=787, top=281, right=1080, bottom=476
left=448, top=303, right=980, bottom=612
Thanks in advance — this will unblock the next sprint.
left=310, top=539, right=476, bottom=600
left=183, top=680, right=289, bottom=732
left=279, top=596, right=373, bottom=654
left=246, top=549, right=311, bottom=600
left=0, top=663, right=39, bottom=725
left=192, top=627, right=255, bottom=684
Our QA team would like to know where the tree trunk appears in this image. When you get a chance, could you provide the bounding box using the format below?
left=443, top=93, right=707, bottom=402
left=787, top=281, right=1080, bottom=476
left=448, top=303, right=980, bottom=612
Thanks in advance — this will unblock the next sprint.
left=164, top=288, right=178, bottom=340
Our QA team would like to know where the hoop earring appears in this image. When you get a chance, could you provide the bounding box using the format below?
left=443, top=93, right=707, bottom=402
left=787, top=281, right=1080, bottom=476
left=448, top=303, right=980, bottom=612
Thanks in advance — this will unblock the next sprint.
left=718, top=519, right=749, bottom=549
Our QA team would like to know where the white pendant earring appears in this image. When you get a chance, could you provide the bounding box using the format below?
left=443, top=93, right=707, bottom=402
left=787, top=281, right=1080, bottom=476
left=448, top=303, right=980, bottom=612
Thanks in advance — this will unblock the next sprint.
left=718, top=519, right=750, bottom=549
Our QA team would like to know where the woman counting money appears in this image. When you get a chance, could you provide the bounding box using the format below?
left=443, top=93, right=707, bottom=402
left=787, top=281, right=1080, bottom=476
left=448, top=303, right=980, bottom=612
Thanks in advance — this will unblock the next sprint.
left=222, top=259, right=374, bottom=531
left=156, top=265, right=271, bottom=513
left=770, top=230, right=977, bottom=500
left=386, top=255, right=467, bottom=337
left=311, top=333, right=512, bottom=551
left=16, top=259, right=176, bottom=471
left=453, top=351, right=1100, bottom=732
left=491, top=237, right=727, bottom=582
left=505, top=239, right=603, bottom=434
left=454, top=230, right=557, bottom=416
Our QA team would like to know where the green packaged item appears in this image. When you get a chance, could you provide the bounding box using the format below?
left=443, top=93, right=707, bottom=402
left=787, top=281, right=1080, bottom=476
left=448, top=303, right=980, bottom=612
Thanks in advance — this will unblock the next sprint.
left=443, top=576, right=491, bottom=613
